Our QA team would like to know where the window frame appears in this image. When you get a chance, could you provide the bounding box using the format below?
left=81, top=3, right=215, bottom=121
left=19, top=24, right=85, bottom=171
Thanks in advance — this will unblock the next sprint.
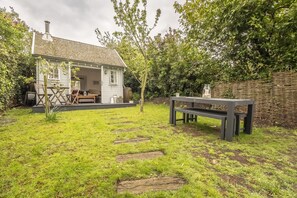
left=48, top=67, right=60, bottom=80
left=109, top=70, right=118, bottom=85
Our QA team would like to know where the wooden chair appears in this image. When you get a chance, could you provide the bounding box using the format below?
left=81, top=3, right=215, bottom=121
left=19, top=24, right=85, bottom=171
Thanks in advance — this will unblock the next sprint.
left=34, top=83, right=53, bottom=106
left=71, top=89, right=80, bottom=104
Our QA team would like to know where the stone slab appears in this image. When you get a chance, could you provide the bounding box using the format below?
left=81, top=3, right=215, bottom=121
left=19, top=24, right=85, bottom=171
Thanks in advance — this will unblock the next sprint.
left=116, top=151, right=164, bottom=162
left=112, top=127, right=141, bottom=133
left=114, top=137, right=151, bottom=144
left=117, top=176, right=186, bottom=194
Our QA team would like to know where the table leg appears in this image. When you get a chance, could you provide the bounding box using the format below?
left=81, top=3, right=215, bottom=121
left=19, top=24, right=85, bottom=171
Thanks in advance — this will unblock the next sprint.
left=59, top=93, right=68, bottom=104
left=226, top=103, right=235, bottom=141
left=169, top=98, right=175, bottom=124
left=48, top=88, right=57, bottom=105
left=48, top=94, right=55, bottom=106
left=55, top=90, right=64, bottom=104
left=36, top=95, right=45, bottom=106
left=173, top=110, right=176, bottom=126
left=190, top=102, right=194, bottom=120
left=65, top=94, right=71, bottom=104
left=244, top=104, right=254, bottom=134
left=51, top=88, right=69, bottom=105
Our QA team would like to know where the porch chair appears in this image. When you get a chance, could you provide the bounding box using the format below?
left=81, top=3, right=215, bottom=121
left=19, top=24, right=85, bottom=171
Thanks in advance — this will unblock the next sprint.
left=34, top=83, right=53, bottom=106
left=71, top=89, right=80, bottom=104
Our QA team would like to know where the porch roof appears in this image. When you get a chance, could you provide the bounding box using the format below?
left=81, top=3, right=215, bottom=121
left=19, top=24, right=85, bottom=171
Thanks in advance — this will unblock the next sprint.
left=32, top=32, right=127, bottom=68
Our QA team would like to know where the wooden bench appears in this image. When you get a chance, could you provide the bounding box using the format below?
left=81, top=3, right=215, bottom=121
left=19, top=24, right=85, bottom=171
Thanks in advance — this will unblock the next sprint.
left=174, top=108, right=230, bottom=139
left=174, top=108, right=247, bottom=139
left=185, top=108, right=247, bottom=135
left=192, top=108, right=246, bottom=135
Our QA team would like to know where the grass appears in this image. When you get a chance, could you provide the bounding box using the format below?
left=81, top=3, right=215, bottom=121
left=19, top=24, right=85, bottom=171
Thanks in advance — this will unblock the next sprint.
left=0, top=103, right=296, bottom=197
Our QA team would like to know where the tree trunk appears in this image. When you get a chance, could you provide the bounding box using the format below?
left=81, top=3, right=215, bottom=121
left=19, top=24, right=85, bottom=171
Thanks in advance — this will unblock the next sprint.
left=139, top=63, right=148, bottom=112
left=140, top=84, right=145, bottom=112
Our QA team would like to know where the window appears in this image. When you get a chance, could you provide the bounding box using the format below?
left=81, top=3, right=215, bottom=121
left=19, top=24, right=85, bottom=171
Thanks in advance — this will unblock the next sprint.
left=110, top=70, right=118, bottom=85
left=48, top=68, right=59, bottom=80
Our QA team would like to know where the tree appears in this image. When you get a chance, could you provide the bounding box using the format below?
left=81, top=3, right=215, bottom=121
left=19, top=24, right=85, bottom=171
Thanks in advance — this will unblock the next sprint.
left=147, top=28, right=222, bottom=97
left=175, top=0, right=297, bottom=81
left=98, top=0, right=161, bottom=112
left=0, top=7, right=33, bottom=111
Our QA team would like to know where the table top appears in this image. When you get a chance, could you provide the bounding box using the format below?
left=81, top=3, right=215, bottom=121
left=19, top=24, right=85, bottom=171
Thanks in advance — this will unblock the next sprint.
left=171, top=96, right=254, bottom=105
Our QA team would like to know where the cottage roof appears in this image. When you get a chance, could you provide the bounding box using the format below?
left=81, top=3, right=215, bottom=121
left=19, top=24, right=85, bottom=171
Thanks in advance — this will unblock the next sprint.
left=32, top=32, right=126, bottom=68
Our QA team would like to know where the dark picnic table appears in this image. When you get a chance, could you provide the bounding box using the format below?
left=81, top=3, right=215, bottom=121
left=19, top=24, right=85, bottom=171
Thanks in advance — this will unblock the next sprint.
left=169, top=97, right=255, bottom=141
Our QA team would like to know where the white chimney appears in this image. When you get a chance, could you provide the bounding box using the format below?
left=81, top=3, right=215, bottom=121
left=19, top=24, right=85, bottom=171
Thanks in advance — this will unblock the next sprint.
left=42, top=20, right=53, bottom=42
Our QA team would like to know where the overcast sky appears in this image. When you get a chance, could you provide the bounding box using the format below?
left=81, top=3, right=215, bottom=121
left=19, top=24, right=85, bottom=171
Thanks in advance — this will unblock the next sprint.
left=1, top=0, right=185, bottom=45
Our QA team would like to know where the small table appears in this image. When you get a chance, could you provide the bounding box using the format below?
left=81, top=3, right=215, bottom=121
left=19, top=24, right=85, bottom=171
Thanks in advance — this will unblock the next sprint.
left=169, top=97, right=255, bottom=141
left=47, top=86, right=70, bottom=105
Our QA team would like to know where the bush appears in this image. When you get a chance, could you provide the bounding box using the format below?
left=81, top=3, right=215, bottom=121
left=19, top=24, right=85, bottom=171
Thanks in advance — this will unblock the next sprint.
left=0, top=8, right=33, bottom=111
left=132, top=93, right=140, bottom=101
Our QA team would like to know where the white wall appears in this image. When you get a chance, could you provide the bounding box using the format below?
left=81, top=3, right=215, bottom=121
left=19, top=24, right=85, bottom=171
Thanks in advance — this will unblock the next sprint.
left=101, top=66, right=124, bottom=103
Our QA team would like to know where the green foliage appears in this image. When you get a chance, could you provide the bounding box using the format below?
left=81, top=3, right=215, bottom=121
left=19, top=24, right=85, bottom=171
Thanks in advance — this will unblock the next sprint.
left=0, top=105, right=296, bottom=197
left=146, top=29, right=222, bottom=97
left=97, top=0, right=161, bottom=112
left=97, top=28, right=222, bottom=98
left=95, top=32, right=141, bottom=93
left=0, top=8, right=34, bottom=111
left=132, top=92, right=140, bottom=101
left=175, top=0, right=297, bottom=81
left=45, top=106, right=59, bottom=122
left=222, top=88, right=235, bottom=99
left=96, top=0, right=296, bottom=99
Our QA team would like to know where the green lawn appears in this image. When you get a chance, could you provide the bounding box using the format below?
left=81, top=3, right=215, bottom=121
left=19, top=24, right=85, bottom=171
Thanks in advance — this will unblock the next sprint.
left=0, top=104, right=296, bottom=197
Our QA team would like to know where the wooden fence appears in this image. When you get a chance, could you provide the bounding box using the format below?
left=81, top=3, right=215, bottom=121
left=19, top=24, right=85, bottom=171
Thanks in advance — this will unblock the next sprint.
left=213, top=72, right=297, bottom=128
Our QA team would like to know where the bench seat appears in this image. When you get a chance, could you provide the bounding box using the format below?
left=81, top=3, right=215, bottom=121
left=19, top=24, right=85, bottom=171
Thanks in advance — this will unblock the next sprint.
left=174, top=108, right=230, bottom=139
left=174, top=108, right=247, bottom=139
left=183, top=108, right=247, bottom=135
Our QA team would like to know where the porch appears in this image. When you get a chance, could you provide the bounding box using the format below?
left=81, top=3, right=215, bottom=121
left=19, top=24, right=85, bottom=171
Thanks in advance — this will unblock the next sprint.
left=73, top=67, right=102, bottom=103
left=35, top=60, right=126, bottom=105
left=32, top=103, right=136, bottom=113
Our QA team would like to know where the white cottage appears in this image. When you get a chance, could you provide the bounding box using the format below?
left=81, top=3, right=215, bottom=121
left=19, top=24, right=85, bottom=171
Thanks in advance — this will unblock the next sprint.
left=32, top=21, right=127, bottom=105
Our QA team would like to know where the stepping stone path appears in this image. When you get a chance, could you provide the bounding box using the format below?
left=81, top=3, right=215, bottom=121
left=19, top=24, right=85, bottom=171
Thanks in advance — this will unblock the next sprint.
left=108, top=121, right=134, bottom=125
left=0, top=117, right=16, bottom=125
left=112, top=116, right=186, bottom=194
left=116, top=151, right=164, bottom=162
left=112, top=127, right=141, bottom=133
left=117, top=176, right=186, bottom=194
left=114, top=137, right=150, bottom=144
